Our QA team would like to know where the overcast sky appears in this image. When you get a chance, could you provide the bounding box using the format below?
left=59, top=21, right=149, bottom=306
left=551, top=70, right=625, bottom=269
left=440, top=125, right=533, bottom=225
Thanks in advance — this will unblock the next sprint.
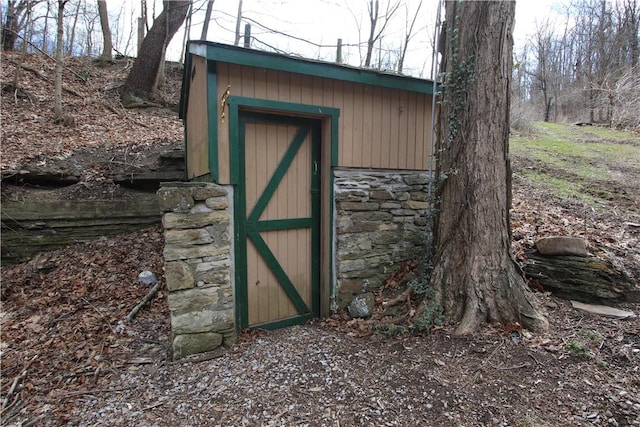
left=113, top=0, right=562, bottom=79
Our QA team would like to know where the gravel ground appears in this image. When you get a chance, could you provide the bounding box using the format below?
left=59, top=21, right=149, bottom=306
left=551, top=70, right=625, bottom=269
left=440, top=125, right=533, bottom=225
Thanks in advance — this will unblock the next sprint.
left=27, top=301, right=640, bottom=426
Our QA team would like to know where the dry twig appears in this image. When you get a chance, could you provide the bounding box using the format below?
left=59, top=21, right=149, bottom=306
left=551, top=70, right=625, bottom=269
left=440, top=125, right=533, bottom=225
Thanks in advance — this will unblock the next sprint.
left=2, top=369, right=27, bottom=410
left=382, top=287, right=413, bottom=307
left=7, top=59, right=83, bottom=98
left=126, top=281, right=162, bottom=322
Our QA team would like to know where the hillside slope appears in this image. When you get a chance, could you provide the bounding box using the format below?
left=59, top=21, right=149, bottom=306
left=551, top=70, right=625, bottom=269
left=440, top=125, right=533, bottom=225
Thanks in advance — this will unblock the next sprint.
left=1, top=52, right=183, bottom=172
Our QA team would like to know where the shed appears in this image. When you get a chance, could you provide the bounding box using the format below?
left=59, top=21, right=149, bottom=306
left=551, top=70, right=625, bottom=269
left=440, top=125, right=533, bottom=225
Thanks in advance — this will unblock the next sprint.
left=165, top=41, right=436, bottom=358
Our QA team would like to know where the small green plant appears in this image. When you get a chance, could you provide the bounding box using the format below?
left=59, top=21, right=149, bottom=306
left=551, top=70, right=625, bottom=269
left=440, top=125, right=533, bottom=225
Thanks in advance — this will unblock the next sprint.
left=577, top=329, right=603, bottom=344
left=566, top=340, right=590, bottom=359
left=371, top=323, right=409, bottom=337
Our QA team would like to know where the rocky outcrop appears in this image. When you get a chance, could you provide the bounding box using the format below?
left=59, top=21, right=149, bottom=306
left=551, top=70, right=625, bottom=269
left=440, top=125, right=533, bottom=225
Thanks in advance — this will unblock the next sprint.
left=0, top=193, right=161, bottom=264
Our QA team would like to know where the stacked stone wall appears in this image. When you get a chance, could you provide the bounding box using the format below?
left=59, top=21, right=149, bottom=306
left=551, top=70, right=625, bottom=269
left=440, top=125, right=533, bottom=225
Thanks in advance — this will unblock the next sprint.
left=158, top=182, right=235, bottom=360
left=334, top=169, right=431, bottom=308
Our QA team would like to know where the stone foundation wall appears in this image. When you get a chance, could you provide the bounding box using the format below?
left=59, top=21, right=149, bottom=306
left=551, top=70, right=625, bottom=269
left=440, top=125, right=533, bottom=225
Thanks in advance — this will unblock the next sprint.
left=334, top=169, right=431, bottom=308
left=158, top=182, right=235, bottom=360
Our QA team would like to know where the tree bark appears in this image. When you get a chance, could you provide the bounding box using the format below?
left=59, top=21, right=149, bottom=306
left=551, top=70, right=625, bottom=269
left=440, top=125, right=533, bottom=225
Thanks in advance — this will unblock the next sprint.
left=67, top=0, right=80, bottom=55
left=365, top=0, right=378, bottom=67
left=2, top=0, right=18, bottom=51
left=425, top=1, right=548, bottom=334
left=397, top=0, right=421, bottom=74
left=201, top=0, right=215, bottom=40
left=43, top=0, right=50, bottom=53
left=53, top=0, right=67, bottom=122
left=121, top=0, right=191, bottom=106
left=233, top=0, right=242, bottom=46
left=97, top=0, right=113, bottom=62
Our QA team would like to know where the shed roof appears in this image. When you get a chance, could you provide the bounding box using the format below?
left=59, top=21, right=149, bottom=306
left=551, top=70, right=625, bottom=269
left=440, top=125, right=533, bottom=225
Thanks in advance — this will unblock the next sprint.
left=180, top=41, right=436, bottom=119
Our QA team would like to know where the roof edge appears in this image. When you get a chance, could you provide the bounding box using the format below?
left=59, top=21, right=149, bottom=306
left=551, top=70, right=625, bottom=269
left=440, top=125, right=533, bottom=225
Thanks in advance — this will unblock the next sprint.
left=187, top=41, right=435, bottom=95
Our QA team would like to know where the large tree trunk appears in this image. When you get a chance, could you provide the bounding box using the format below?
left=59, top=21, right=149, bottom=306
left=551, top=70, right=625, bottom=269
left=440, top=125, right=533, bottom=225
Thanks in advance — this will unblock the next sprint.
left=424, top=1, right=548, bottom=334
left=97, top=0, right=112, bottom=62
left=121, top=0, right=191, bottom=106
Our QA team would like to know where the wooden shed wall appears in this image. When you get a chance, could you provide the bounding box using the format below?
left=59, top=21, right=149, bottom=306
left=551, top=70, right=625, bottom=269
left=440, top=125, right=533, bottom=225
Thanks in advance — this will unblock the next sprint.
left=213, top=62, right=433, bottom=184
left=186, top=56, right=209, bottom=179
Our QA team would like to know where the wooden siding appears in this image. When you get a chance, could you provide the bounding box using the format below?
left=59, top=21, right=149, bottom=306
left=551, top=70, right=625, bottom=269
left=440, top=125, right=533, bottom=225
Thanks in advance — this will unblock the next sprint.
left=244, top=122, right=313, bottom=325
left=186, top=56, right=209, bottom=179
left=214, top=62, right=433, bottom=184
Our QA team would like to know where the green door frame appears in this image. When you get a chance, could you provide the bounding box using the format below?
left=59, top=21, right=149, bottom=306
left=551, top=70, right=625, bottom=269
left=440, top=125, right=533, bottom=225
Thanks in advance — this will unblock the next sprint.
left=227, top=96, right=340, bottom=330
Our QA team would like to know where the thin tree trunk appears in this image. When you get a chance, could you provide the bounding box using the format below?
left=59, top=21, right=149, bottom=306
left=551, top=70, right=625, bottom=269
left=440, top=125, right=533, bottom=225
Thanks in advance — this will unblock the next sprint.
left=12, top=3, right=31, bottom=90
left=397, top=1, right=422, bottom=74
left=43, top=0, right=50, bottom=53
left=54, top=0, right=68, bottom=121
left=234, top=0, right=242, bottom=46
left=97, top=0, right=112, bottom=61
left=179, top=1, right=192, bottom=63
left=67, top=0, right=80, bottom=55
left=201, top=0, right=215, bottom=39
left=84, top=1, right=95, bottom=56
left=423, top=0, right=548, bottom=334
left=365, top=0, right=378, bottom=67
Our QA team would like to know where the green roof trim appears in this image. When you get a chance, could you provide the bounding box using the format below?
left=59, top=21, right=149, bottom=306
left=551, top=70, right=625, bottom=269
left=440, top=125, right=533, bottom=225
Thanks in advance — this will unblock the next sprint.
left=187, top=41, right=435, bottom=95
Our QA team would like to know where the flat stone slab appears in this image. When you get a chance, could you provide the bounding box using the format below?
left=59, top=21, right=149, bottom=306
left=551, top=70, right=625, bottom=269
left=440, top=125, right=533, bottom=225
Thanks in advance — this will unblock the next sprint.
left=535, top=236, right=588, bottom=257
left=571, top=300, right=637, bottom=319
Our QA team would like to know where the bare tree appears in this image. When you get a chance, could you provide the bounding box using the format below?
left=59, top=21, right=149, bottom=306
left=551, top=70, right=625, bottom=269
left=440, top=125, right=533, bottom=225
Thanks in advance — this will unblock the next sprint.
left=179, top=0, right=193, bottom=62
left=80, top=0, right=98, bottom=56
left=53, top=0, right=69, bottom=123
left=234, top=0, right=242, bottom=46
left=97, top=0, right=112, bottom=61
left=121, top=0, right=191, bottom=106
left=515, top=0, right=640, bottom=126
left=42, top=0, right=51, bottom=53
left=2, top=0, right=41, bottom=51
left=397, top=0, right=422, bottom=74
left=2, top=0, right=20, bottom=50
left=66, top=0, right=81, bottom=55
left=418, top=0, right=549, bottom=334
left=201, top=0, right=215, bottom=39
left=364, top=0, right=400, bottom=67
left=10, top=1, right=32, bottom=93
left=528, top=20, right=557, bottom=121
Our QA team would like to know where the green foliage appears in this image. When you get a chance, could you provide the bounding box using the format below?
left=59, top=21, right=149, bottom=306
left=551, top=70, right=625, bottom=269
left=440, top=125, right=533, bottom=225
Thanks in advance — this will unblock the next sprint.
left=510, top=122, right=640, bottom=208
left=371, top=323, right=409, bottom=337
left=577, top=328, right=603, bottom=344
left=515, top=170, right=603, bottom=204
left=78, top=70, right=91, bottom=82
left=440, top=20, right=476, bottom=150
left=566, top=340, right=590, bottom=359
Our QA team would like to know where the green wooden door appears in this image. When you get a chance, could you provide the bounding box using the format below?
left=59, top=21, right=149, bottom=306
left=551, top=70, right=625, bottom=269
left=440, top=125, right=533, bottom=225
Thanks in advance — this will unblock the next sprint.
left=235, top=112, right=321, bottom=329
